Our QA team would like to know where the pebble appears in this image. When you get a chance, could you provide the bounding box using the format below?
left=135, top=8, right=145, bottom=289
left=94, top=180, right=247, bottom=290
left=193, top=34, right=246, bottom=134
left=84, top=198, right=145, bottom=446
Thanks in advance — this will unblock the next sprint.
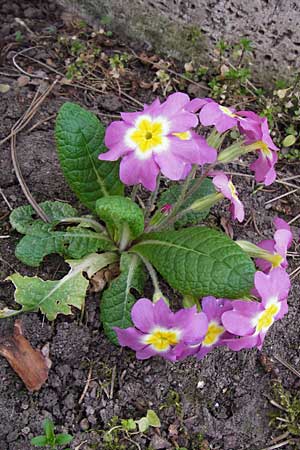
left=197, top=380, right=205, bottom=389
left=80, top=418, right=90, bottom=431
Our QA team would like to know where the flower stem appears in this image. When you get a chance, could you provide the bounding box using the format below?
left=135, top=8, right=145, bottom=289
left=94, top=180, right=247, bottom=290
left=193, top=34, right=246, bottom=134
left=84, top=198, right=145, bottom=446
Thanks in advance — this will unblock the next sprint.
left=138, top=254, right=162, bottom=300
left=144, top=174, right=161, bottom=222
left=131, top=185, right=139, bottom=202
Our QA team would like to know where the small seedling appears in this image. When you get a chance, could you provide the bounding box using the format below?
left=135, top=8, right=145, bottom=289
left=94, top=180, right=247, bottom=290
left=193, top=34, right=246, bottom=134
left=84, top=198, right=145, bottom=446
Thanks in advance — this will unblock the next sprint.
left=31, top=418, right=73, bottom=449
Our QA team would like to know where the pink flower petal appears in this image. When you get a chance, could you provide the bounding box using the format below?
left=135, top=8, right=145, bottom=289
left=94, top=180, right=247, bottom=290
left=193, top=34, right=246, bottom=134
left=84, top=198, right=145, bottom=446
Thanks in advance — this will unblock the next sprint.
left=119, top=153, right=159, bottom=191
left=114, top=327, right=145, bottom=350
left=131, top=298, right=155, bottom=332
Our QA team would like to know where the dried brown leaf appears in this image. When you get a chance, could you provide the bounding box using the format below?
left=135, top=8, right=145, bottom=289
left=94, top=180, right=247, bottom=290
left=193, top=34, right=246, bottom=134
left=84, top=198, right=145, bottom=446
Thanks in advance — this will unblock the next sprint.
left=0, top=320, right=51, bottom=391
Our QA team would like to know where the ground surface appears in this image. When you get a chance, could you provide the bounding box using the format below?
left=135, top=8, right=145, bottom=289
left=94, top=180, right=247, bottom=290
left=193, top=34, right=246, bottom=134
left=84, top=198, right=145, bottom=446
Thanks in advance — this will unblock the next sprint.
left=0, top=2, right=300, bottom=449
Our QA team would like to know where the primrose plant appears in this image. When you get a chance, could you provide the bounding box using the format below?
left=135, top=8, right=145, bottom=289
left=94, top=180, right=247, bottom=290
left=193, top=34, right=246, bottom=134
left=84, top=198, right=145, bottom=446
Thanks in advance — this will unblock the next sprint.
left=1, top=92, right=293, bottom=362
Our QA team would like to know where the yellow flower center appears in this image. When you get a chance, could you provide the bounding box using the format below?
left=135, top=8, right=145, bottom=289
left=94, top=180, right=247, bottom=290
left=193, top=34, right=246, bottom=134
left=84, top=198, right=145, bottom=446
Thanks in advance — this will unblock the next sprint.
left=256, top=303, right=280, bottom=332
left=219, top=106, right=236, bottom=118
left=129, top=117, right=164, bottom=153
left=267, top=253, right=284, bottom=269
left=172, top=131, right=191, bottom=140
left=257, top=140, right=272, bottom=158
left=228, top=180, right=239, bottom=201
left=202, top=321, right=224, bottom=347
left=144, top=328, right=180, bottom=352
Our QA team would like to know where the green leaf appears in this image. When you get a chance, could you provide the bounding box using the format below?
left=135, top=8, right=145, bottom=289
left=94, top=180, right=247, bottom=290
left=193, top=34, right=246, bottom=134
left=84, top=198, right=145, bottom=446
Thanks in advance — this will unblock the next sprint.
left=121, top=419, right=137, bottom=431
left=10, top=201, right=78, bottom=234
left=30, top=436, right=49, bottom=446
left=44, top=418, right=55, bottom=442
left=136, top=417, right=149, bottom=433
left=157, top=178, right=215, bottom=227
left=100, top=253, right=146, bottom=344
left=7, top=271, right=88, bottom=321
left=15, top=223, right=116, bottom=267
left=55, top=102, right=124, bottom=212
left=55, top=433, right=73, bottom=445
left=2, top=253, right=118, bottom=320
left=146, top=410, right=161, bottom=428
left=130, top=227, right=255, bottom=298
left=96, top=196, right=144, bottom=243
left=282, top=134, right=296, bottom=147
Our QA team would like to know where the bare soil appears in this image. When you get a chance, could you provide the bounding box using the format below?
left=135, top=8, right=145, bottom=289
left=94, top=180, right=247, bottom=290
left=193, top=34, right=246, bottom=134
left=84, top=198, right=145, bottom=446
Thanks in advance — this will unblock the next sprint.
left=1, top=2, right=300, bottom=449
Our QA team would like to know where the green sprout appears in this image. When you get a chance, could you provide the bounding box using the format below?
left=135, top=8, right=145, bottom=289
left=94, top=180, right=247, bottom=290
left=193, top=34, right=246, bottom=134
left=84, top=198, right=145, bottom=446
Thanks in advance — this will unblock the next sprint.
left=31, top=418, right=73, bottom=449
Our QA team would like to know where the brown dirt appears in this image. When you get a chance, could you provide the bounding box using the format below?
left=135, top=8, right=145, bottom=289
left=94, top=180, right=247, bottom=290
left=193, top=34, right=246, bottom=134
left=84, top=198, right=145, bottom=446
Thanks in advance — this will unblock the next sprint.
left=1, top=2, right=300, bottom=449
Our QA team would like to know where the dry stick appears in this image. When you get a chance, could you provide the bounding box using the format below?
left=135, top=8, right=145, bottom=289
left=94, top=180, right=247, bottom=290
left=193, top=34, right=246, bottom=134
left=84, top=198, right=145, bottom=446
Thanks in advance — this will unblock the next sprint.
left=0, top=188, right=13, bottom=210
left=10, top=80, right=58, bottom=222
left=18, top=50, right=144, bottom=107
left=289, top=213, right=300, bottom=225
left=109, top=365, right=117, bottom=399
left=26, top=113, right=56, bottom=133
left=264, top=188, right=300, bottom=206
left=78, top=366, right=93, bottom=405
left=290, top=266, right=300, bottom=280
left=273, top=354, right=300, bottom=378
left=259, top=441, right=291, bottom=450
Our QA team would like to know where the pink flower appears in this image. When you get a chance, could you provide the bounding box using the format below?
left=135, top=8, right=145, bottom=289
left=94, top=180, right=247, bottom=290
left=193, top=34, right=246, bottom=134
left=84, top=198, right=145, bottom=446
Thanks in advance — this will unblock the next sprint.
left=199, top=100, right=238, bottom=133
left=189, top=297, right=234, bottom=360
left=114, top=298, right=208, bottom=361
left=238, top=111, right=279, bottom=185
left=256, top=217, right=293, bottom=273
left=99, top=93, right=216, bottom=191
left=222, top=268, right=290, bottom=351
left=212, top=173, right=245, bottom=222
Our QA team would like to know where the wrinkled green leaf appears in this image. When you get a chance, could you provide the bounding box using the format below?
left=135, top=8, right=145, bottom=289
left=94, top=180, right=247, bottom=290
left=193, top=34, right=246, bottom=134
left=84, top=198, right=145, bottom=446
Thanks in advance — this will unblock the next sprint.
left=156, top=178, right=215, bottom=227
left=55, top=434, right=73, bottom=445
left=2, top=253, right=118, bottom=320
left=30, top=436, right=49, bottom=447
left=7, top=271, right=88, bottom=321
left=101, top=253, right=145, bottom=344
left=55, top=102, right=123, bottom=212
left=15, top=223, right=115, bottom=267
left=96, top=196, right=144, bottom=243
left=146, top=410, right=161, bottom=428
left=131, top=227, right=255, bottom=298
left=10, top=201, right=77, bottom=235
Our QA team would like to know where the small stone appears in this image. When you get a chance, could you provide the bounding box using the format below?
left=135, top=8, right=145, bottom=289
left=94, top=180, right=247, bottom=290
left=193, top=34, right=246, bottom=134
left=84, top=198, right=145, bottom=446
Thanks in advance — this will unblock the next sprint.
left=86, top=405, right=95, bottom=415
left=21, top=403, right=29, bottom=410
left=197, top=380, right=205, bottom=389
left=80, top=418, right=90, bottom=431
left=150, top=434, right=172, bottom=449
left=64, top=393, right=75, bottom=410
left=21, top=427, right=30, bottom=435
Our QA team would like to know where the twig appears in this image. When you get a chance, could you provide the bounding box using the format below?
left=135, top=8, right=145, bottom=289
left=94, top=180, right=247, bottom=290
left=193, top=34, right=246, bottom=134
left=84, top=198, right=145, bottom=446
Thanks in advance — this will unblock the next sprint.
left=26, top=113, right=56, bottom=133
left=273, top=354, right=300, bottom=378
left=78, top=366, right=93, bottom=404
left=0, top=188, right=13, bottom=210
left=264, top=188, right=299, bottom=206
left=13, top=47, right=48, bottom=79
left=15, top=18, right=35, bottom=35
left=289, top=213, right=300, bottom=225
left=259, top=440, right=290, bottom=450
left=0, top=236, right=10, bottom=239
left=9, top=80, right=58, bottom=222
left=109, top=365, right=116, bottom=399
left=290, top=266, right=300, bottom=280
